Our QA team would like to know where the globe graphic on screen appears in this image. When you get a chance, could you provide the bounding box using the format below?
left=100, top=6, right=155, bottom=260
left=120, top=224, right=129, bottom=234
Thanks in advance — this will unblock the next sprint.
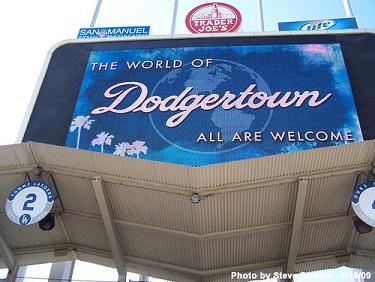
left=149, top=59, right=273, bottom=154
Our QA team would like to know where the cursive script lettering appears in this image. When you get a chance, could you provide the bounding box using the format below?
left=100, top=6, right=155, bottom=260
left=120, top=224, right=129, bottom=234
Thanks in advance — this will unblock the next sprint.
left=91, top=82, right=332, bottom=127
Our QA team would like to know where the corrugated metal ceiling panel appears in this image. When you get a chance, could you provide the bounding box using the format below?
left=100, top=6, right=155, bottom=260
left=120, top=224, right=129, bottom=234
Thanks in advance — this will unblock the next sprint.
left=107, top=182, right=195, bottom=233
left=29, top=142, right=191, bottom=188
left=52, top=174, right=100, bottom=216
left=294, top=258, right=338, bottom=274
left=304, top=174, right=358, bottom=219
left=0, top=215, right=66, bottom=249
left=190, top=140, right=375, bottom=188
left=62, top=213, right=111, bottom=252
left=195, top=182, right=297, bottom=234
left=117, top=223, right=199, bottom=270
left=0, top=174, right=26, bottom=212
left=348, top=256, right=375, bottom=272
left=198, top=228, right=290, bottom=271
left=351, top=231, right=375, bottom=251
left=24, top=140, right=375, bottom=189
left=117, top=223, right=290, bottom=272
left=0, top=143, right=34, bottom=169
left=90, top=152, right=190, bottom=187
left=299, top=219, right=352, bottom=256
left=107, top=181, right=296, bottom=234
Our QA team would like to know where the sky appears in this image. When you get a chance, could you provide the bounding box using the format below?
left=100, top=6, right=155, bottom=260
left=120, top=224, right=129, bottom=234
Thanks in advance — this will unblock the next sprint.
left=0, top=0, right=375, bottom=146
left=0, top=0, right=97, bottom=145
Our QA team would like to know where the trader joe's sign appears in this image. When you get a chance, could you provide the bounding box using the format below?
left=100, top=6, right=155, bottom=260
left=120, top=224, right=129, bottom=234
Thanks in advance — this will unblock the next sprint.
left=185, top=2, right=242, bottom=33
left=65, top=44, right=363, bottom=166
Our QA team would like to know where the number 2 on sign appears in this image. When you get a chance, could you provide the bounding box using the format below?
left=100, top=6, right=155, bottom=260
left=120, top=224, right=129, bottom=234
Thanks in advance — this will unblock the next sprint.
left=22, top=193, right=37, bottom=211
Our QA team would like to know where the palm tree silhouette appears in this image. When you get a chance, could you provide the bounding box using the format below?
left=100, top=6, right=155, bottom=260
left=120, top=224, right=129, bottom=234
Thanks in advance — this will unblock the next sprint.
left=113, top=142, right=132, bottom=157
left=127, top=141, right=148, bottom=159
left=91, top=132, right=114, bottom=153
left=70, top=116, right=95, bottom=149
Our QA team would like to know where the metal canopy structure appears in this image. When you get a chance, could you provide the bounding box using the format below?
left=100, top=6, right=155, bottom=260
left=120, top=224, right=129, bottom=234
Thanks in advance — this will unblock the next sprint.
left=1, top=141, right=375, bottom=281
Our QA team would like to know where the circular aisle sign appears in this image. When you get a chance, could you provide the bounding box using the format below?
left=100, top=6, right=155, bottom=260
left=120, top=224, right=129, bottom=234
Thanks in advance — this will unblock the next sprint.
left=5, top=181, right=55, bottom=226
left=185, top=2, right=242, bottom=34
left=352, top=181, right=375, bottom=227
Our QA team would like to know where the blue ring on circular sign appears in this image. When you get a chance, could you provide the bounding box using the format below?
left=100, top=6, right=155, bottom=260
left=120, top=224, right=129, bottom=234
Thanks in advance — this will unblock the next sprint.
left=351, top=181, right=375, bottom=227
left=7, top=180, right=55, bottom=203
left=6, top=181, right=55, bottom=226
left=351, top=181, right=375, bottom=204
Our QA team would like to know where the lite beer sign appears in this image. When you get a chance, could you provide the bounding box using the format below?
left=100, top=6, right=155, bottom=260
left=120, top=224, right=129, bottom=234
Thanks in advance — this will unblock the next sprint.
left=278, top=17, right=358, bottom=31
left=300, top=20, right=335, bottom=31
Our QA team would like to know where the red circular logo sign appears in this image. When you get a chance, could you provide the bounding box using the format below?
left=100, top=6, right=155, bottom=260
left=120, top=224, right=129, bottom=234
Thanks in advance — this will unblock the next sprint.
left=185, top=2, right=242, bottom=34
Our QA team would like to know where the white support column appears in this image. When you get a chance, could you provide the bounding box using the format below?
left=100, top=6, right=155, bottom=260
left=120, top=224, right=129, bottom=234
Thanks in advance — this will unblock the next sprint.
left=257, top=0, right=264, bottom=32
left=6, top=266, right=25, bottom=282
left=0, top=234, right=16, bottom=274
left=342, top=0, right=353, bottom=17
left=140, top=274, right=149, bottom=281
left=90, top=0, right=103, bottom=27
left=92, top=178, right=127, bottom=281
left=5, top=267, right=19, bottom=282
left=48, top=261, right=75, bottom=282
left=171, top=0, right=179, bottom=35
left=286, top=179, right=308, bottom=274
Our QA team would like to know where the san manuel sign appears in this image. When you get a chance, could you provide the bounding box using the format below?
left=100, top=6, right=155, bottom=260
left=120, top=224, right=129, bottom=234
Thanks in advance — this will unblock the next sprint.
left=77, top=26, right=150, bottom=39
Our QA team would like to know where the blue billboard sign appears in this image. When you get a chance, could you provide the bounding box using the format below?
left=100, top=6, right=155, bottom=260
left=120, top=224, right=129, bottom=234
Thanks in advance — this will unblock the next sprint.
left=77, top=26, right=150, bottom=39
left=64, top=43, right=362, bottom=166
left=278, top=17, right=358, bottom=31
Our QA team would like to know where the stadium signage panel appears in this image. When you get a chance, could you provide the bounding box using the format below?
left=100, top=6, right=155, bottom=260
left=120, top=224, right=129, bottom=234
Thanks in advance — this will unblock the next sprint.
left=77, top=26, right=150, bottom=39
left=352, top=181, right=375, bottom=227
left=64, top=43, right=362, bottom=166
left=5, top=181, right=55, bottom=226
left=278, top=17, right=358, bottom=31
left=185, top=2, right=242, bottom=33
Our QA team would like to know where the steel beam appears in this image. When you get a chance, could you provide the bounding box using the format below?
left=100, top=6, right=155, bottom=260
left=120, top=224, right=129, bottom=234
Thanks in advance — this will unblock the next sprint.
left=349, top=248, right=375, bottom=259
left=286, top=179, right=308, bottom=274
left=92, top=178, right=126, bottom=278
left=35, top=209, right=353, bottom=241
left=31, top=162, right=371, bottom=195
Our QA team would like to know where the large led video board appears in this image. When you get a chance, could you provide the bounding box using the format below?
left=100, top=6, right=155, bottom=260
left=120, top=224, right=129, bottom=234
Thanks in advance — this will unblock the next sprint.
left=22, top=32, right=375, bottom=166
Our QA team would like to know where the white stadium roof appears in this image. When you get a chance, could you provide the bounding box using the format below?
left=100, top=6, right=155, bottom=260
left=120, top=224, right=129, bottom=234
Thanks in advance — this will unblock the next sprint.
left=1, top=141, right=375, bottom=281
